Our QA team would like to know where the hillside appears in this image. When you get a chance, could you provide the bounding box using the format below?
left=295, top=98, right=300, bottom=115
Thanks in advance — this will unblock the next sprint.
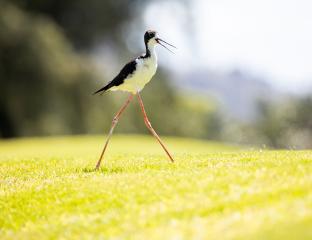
left=175, top=69, right=280, bottom=121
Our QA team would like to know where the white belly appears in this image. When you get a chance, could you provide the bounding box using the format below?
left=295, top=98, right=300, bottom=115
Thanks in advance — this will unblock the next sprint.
left=110, top=55, right=157, bottom=93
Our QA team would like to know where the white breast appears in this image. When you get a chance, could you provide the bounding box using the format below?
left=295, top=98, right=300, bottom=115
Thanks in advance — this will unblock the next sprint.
left=134, top=57, right=157, bottom=84
left=111, top=48, right=158, bottom=94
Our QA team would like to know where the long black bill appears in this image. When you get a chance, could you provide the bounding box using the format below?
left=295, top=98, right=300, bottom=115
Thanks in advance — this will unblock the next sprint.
left=156, top=38, right=177, bottom=54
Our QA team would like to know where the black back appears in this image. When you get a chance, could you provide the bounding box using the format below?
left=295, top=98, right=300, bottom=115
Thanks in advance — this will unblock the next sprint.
left=93, top=60, right=137, bottom=95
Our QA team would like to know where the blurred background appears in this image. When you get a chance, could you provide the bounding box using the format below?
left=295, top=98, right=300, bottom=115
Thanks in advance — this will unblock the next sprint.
left=1, top=0, right=311, bottom=149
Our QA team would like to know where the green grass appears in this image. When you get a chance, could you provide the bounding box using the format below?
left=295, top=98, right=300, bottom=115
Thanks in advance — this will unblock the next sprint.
left=0, top=135, right=311, bottom=239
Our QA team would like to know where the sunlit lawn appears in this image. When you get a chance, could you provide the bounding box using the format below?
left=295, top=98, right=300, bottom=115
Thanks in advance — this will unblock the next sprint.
left=0, top=135, right=311, bottom=239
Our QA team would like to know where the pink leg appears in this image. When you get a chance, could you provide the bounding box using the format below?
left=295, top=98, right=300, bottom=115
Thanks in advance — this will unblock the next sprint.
left=95, top=94, right=134, bottom=170
left=137, top=92, right=174, bottom=163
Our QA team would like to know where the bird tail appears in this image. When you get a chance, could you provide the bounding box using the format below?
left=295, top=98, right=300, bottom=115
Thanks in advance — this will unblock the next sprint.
left=93, top=83, right=112, bottom=95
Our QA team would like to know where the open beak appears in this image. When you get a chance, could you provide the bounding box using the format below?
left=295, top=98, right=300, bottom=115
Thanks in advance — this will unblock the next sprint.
left=156, top=38, right=177, bottom=54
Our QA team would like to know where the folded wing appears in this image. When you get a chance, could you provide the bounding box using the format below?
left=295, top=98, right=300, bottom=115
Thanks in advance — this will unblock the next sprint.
left=93, top=60, right=137, bottom=95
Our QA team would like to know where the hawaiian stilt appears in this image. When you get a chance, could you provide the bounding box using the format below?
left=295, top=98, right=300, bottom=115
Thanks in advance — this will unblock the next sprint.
left=93, top=30, right=176, bottom=170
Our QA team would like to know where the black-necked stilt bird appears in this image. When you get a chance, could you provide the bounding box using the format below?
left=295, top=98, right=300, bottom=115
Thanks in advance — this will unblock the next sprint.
left=94, top=30, right=176, bottom=170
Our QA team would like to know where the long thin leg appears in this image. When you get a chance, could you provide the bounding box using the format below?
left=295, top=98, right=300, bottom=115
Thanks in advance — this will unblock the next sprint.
left=137, top=92, right=174, bottom=162
left=95, top=94, right=134, bottom=170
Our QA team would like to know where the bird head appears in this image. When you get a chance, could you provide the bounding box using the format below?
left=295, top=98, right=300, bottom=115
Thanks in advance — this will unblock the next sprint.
left=144, top=30, right=176, bottom=53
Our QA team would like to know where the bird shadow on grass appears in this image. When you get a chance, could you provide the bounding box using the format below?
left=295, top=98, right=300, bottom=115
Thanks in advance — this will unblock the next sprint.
left=79, top=166, right=125, bottom=174
left=78, top=163, right=177, bottom=175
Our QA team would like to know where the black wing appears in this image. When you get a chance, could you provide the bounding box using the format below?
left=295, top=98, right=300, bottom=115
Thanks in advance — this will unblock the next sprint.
left=93, top=60, right=137, bottom=95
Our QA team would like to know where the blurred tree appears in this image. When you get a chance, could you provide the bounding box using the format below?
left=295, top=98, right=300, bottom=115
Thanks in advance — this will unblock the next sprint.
left=255, top=101, right=287, bottom=148
left=236, top=97, right=312, bottom=149
left=0, top=1, right=222, bottom=140
left=284, top=96, right=312, bottom=148
left=0, top=3, right=99, bottom=137
left=9, top=0, right=147, bottom=49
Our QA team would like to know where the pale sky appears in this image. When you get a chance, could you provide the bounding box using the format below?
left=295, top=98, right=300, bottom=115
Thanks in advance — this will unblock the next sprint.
left=143, top=0, right=312, bottom=92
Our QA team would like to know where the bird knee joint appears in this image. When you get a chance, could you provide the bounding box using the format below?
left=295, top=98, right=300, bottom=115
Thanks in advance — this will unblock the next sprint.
left=112, top=117, right=118, bottom=124
left=145, top=120, right=152, bottom=128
